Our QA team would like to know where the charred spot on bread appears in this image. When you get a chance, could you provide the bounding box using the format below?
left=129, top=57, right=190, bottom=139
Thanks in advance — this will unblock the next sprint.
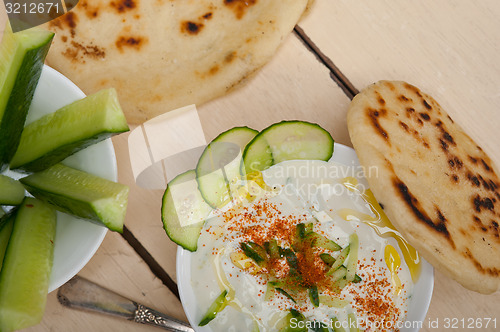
left=224, top=51, right=237, bottom=63
left=439, top=139, right=449, bottom=152
left=115, top=36, right=147, bottom=52
left=181, top=21, right=205, bottom=35
left=419, top=112, right=431, bottom=121
left=392, top=177, right=452, bottom=243
left=422, top=99, right=432, bottom=110
left=224, top=0, right=258, bottom=19
left=376, top=92, right=386, bottom=106
left=399, top=95, right=411, bottom=102
left=463, top=248, right=500, bottom=276
left=111, top=0, right=137, bottom=13
left=473, top=195, right=495, bottom=213
left=481, top=159, right=492, bottom=173
left=63, top=41, right=106, bottom=62
left=368, top=108, right=390, bottom=141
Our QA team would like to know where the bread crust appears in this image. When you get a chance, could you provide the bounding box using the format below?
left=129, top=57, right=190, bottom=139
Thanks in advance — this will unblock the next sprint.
left=43, top=0, right=311, bottom=124
left=347, top=81, right=500, bottom=294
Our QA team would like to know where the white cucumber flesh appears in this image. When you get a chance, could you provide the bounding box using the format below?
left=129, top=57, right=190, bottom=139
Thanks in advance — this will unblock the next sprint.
left=196, top=126, right=258, bottom=208
left=162, top=170, right=213, bottom=251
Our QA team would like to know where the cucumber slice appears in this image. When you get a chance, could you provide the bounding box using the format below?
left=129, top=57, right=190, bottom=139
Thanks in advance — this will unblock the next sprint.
left=0, top=25, right=54, bottom=171
left=242, top=121, right=334, bottom=174
left=10, top=88, right=129, bottom=172
left=240, top=242, right=268, bottom=265
left=345, top=233, right=359, bottom=282
left=20, top=164, right=129, bottom=232
left=320, top=253, right=362, bottom=283
left=162, top=170, right=213, bottom=251
left=241, top=133, right=274, bottom=174
left=196, top=126, right=258, bottom=208
left=331, top=317, right=347, bottom=332
left=0, top=198, right=56, bottom=332
left=0, top=211, right=15, bottom=271
left=276, top=287, right=297, bottom=303
left=0, top=174, right=24, bottom=205
left=306, top=232, right=341, bottom=251
left=198, top=289, right=229, bottom=326
left=309, top=285, right=320, bottom=307
left=329, top=266, right=347, bottom=282
left=278, top=309, right=307, bottom=332
left=326, top=245, right=350, bottom=276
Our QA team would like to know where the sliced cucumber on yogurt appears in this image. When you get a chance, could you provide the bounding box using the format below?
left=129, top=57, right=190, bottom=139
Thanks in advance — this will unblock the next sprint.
left=278, top=309, right=307, bottom=332
left=198, top=289, right=229, bottom=326
left=162, top=121, right=334, bottom=251
left=162, top=170, right=213, bottom=251
left=242, top=121, right=334, bottom=174
left=196, top=126, right=258, bottom=208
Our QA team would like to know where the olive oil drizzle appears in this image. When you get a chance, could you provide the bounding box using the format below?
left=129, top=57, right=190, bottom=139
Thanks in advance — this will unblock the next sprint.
left=340, top=177, right=421, bottom=282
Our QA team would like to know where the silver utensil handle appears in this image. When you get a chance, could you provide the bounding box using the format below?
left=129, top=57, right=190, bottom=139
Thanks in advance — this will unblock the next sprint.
left=134, top=303, right=194, bottom=332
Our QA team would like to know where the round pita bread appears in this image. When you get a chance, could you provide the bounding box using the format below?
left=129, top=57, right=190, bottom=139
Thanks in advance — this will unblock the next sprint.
left=347, top=81, right=500, bottom=294
left=43, top=0, right=313, bottom=124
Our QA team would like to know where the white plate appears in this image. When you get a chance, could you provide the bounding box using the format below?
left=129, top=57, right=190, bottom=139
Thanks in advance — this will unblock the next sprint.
left=177, top=143, right=434, bottom=332
left=5, top=66, right=116, bottom=292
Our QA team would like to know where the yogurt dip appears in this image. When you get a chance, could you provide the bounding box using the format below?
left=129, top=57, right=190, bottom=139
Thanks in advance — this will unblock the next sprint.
left=189, top=160, right=421, bottom=332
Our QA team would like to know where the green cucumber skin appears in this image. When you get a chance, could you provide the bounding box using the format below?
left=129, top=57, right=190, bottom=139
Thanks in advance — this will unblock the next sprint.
left=10, top=88, right=129, bottom=173
left=198, top=289, right=228, bottom=326
left=21, top=182, right=114, bottom=229
left=12, top=131, right=119, bottom=173
left=20, top=164, right=128, bottom=233
left=279, top=309, right=307, bottom=332
left=241, top=133, right=274, bottom=174
left=0, top=211, right=16, bottom=272
left=196, top=126, right=258, bottom=208
left=162, top=170, right=212, bottom=251
left=266, top=121, right=334, bottom=164
left=0, top=174, right=25, bottom=205
left=0, top=33, right=54, bottom=171
left=0, top=198, right=56, bottom=332
left=242, top=120, right=334, bottom=174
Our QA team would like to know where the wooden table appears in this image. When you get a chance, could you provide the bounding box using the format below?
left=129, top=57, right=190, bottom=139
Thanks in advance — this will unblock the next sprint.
left=0, top=0, right=499, bottom=331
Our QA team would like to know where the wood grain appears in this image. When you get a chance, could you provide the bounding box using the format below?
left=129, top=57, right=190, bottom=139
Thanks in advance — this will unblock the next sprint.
left=298, top=0, right=500, bottom=168
left=1, top=0, right=499, bottom=330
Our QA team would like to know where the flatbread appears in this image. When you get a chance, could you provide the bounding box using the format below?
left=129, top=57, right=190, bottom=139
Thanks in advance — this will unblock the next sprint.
left=43, top=0, right=314, bottom=124
left=347, top=81, right=500, bottom=294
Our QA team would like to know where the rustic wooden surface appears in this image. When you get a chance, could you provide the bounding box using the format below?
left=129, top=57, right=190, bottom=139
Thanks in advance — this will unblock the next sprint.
left=0, top=0, right=498, bottom=331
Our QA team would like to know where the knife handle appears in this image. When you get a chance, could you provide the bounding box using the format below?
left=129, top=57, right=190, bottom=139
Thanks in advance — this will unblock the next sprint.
left=133, top=303, right=194, bottom=332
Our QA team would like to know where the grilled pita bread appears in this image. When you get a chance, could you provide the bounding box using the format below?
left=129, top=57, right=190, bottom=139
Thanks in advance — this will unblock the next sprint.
left=43, top=0, right=313, bottom=124
left=347, top=81, right=500, bottom=294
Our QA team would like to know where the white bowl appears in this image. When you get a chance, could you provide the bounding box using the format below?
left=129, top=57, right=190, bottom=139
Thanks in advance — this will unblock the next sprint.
left=5, top=65, right=117, bottom=292
left=177, top=143, right=434, bottom=332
